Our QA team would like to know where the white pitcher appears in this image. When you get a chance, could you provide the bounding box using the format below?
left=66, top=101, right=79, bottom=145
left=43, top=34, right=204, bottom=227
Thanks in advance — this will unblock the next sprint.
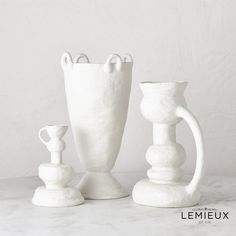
left=132, top=81, right=205, bottom=207
left=61, top=52, right=133, bottom=199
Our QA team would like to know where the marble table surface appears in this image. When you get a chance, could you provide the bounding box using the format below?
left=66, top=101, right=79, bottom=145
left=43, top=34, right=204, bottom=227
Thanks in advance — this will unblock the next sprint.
left=0, top=172, right=235, bottom=236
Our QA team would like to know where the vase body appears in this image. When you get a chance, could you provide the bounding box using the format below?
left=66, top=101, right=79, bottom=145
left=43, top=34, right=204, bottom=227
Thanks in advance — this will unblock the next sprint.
left=132, top=81, right=204, bottom=207
left=61, top=53, right=133, bottom=199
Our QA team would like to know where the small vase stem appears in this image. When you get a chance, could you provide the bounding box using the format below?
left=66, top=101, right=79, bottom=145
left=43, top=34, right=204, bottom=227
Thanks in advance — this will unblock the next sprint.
left=51, top=152, right=61, bottom=164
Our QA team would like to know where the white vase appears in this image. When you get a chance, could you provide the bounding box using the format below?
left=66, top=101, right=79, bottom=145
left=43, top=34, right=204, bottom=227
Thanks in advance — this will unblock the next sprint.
left=61, top=52, right=133, bottom=199
left=32, top=125, right=84, bottom=207
left=132, top=81, right=205, bottom=207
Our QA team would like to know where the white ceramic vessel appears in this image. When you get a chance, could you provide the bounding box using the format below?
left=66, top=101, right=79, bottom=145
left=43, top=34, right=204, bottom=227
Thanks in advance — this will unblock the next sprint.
left=61, top=52, right=133, bottom=199
left=132, top=81, right=205, bottom=207
left=32, top=125, right=84, bottom=207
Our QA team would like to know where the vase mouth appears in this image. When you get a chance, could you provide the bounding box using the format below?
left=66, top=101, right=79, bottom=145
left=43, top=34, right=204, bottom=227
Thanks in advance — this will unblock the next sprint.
left=72, top=62, right=133, bottom=66
left=61, top=52, right=133, bottom=68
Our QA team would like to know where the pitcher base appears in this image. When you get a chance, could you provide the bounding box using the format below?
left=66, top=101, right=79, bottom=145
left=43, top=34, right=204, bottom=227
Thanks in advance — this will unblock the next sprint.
left=132, top=179, right=200, bottom=207
left=78, top=172, right=128, bottom=199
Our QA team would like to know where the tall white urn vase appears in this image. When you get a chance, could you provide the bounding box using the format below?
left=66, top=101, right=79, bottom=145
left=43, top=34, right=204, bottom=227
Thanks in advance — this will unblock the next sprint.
left=132, top=81, right=205, bottom=207
left=61, top=52, right=133, bottom=199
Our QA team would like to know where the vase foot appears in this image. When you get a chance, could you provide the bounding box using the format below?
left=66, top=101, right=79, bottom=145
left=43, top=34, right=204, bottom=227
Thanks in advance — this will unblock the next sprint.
left=78, top=172, right=128, bottom=199
left=32, top=186, right=84, bottom=207
left=132, top=179, right=200, bottom=207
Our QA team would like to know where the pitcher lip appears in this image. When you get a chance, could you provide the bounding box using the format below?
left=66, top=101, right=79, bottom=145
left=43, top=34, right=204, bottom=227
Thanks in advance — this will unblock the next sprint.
left=139, top=81, right=188, bottom=92
left=140, top=81, right=187, bottom=85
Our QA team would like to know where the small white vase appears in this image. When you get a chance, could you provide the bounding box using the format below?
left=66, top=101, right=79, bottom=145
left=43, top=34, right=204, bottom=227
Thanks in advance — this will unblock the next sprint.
left=61, top=53, right=133, bottom=199
left=32, top=125, right=84, bottom=207
left=132, top=81, right=205, bottom=207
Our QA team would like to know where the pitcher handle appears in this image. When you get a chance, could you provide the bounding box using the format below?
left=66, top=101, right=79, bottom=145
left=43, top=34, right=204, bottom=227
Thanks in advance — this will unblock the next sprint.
left=38, top=127, right=49, bottom=145
left=176, top=106, right=205, bottom=195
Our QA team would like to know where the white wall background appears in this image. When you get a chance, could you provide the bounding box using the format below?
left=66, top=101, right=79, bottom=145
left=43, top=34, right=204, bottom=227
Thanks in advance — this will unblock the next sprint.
left=0, top=0, right=235, bottom=178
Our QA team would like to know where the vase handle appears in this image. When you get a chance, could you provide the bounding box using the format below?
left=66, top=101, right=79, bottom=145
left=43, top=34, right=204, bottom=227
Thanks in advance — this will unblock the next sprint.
left=61, top=52, right=73, bottom=70
left=74, top=53, right=90, bottom=63
left=123, top=54, right=133, bottom=63
left=103, top=54, right=123, bottom=73
left=176, top=106, right=205, bottom=195
left=38, top=127, right=49, bottom=145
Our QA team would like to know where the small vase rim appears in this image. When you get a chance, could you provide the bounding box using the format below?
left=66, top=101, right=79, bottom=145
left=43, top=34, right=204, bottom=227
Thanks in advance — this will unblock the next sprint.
left=46, top=124, right=68, bottom=129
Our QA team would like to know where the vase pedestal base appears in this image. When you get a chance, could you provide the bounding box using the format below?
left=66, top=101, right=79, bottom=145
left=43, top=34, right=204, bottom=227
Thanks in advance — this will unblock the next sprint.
left=32, top=186, right=84, bottom=207
left=78, top=172, right=128, bottom=199
left=132, top=179, right=200, bottom=208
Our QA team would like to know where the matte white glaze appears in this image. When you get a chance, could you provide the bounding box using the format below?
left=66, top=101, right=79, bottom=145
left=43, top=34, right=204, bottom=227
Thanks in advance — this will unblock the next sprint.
left=61, top=52, right=133, bottom=199
left=32, top=125, right=84, bottom=207
left=133, top=82, right=205, bottom=207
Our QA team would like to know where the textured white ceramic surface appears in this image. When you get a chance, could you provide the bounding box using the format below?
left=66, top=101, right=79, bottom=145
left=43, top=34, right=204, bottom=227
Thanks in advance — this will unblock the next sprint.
left=0, top=173, right=235, bottom=236
left=61, top=52, right=133, bottom=199
left=32, top=125, right=84, bottom=207
left=0, top=1, right=236, bottom=179
left=133, top=82, right=204, bottom=207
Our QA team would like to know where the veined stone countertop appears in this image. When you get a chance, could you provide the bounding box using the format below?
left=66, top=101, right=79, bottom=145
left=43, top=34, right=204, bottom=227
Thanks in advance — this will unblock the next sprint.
left=0, top=173, right=235, bottom=236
